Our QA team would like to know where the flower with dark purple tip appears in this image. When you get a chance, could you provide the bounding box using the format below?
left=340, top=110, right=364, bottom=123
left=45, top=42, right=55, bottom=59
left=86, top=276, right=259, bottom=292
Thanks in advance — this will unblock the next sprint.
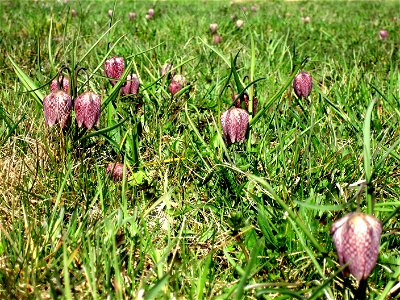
left=43, top=90, right=72, bottom=128
left=104, top=56, right=125, bottom=86
left=220, top=107, right=249, bottom=145
left=331, top=212, right=382, bottom=281
left=293, top=71, right=312, bottom=98
left=121, top=74, right=140, bottom=96
left=148, top=8, right=154, bottom=18
left=74, top=91, right=101, bottom=129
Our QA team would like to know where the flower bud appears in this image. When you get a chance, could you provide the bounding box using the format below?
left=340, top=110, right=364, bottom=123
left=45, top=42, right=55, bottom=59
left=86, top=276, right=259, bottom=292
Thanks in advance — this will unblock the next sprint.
left=50, top=76, right=70, bottom=94
left=106, top=162, right=129, bottom=181
left=104, top=56, right=125, bottom=86
left=43, top=90, right=72, bottom=128
left=379, top=29, right=388, bottom=40
left=209, top=23, right=218, bottom=34
left=220, top=107, right=249, bottom=144
left=251, top=5, right=257, bottom=13
left=129, top=12, right=136, bottom=21
left=161, top=63, right=175, bottom=77
left=148, top=8, right=154, bottom=18
left=301, top=16, right=311, bottom=24
left=213, top=34, right=222, bottom=44
left=331, top=212, right=382, bottom=281
left=293, top=71, right=312, bottom=98
left=121, top=73, right=140, bottom=96
left=108, top=9, right=113, bottom=18
left=236, top=19, right=244, bottom=28
left=71, top=9, right=77, bottom=18
left=74, top=91, right=101, bottom=129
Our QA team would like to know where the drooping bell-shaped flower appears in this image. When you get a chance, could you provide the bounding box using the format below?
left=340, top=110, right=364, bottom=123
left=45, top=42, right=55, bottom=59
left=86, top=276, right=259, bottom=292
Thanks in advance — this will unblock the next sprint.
left=213, top=34, right=222, bottom=44
left=251, top=5, right=257, bottom=13
left=43, top=90, right=72, bottom=128
left=106, top=162, right=129, bottom=181
left=50, top=76, right=70, bottom=94
left=236, top=19, right=244, bottom=28
left=148, top=8, right=155, bottom=18
left=293, top=71, right=312, bottom=98
left=169, top=74, right=186, bottom=95
left=121, top=74, right=140, bottom=96
left=74, top=91, right=101, bottom=129
left=104, top=56, right=125, bottom=86
left=379, top=29, right=388, bottom=40
left=129, top=12, right=136, bottom=21
left=108, top=9, right=113, bottom=18
left=209, top=23, right=218, bottom=34
left=220, top=107, right=249, bottom=145
left=71, top=9, right=77, bottom=18
left=331, top=212, right=382, bottom=281
left=161, top=63, right=175, bottom=77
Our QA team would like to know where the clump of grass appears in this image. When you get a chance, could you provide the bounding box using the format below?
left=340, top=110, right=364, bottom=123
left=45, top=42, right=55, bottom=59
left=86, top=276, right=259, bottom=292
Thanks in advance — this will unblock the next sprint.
left=0, top=1, right=399, bottom=299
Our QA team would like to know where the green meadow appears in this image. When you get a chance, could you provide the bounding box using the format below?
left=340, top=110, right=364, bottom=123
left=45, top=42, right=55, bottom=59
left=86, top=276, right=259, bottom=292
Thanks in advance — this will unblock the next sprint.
left=0, top=0, right=399, bottom=299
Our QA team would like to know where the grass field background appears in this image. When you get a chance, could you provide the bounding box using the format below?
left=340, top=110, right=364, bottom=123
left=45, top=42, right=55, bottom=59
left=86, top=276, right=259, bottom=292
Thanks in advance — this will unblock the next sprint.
left=0, top=0, right=399, bottom=299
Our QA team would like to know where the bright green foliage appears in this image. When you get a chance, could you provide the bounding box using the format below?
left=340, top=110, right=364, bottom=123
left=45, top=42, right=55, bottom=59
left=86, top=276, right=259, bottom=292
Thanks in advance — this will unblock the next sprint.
left=0, top=1, right=399, bottom=299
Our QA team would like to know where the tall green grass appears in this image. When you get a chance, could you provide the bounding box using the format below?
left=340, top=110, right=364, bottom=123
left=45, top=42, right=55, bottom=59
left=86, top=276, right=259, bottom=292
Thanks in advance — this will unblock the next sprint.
left=0, top=0, right=399, bottom=299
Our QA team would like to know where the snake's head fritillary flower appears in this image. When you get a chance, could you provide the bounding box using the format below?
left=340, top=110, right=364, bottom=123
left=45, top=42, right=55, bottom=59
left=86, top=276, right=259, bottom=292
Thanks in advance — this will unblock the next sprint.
left=50, top=76, right=70, bottom=94
left=236, top=19, right=244, bottom=29
left=108, top=9, right=113, bottom=18
left=121, top=74, right=140, bottom=96
left=148, top=8, right=154, bottom=18
left=71, top=9, right=77, bottom=18
left=169, top=74, right=186, bottom=95
left=74, top=91, right=101, bottom=129
left=213, top=34, right=222, bottom=44
left=43, top=90, right=72, bottom=128
left=220, top=107, right=249, bottom=145
left=106, top=162, right=129, bottom=181
left=161, top=63, right=175, bottom=77
left=104, top=56, right=125, bottom=86
left=331, top=212, right=382, bottom=281
left=301, top=16, right=311, bottom=24
left=210, top=23, right=218, bottom=34
left=129, top=12, right=136, bottom=21
left=379, top=29, right=388, bottom=40
left=251, top=5, right=257, bottom=13
left=168, top=81, right=182, bottom=96
left=293, top=71, right=312, bottom=98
